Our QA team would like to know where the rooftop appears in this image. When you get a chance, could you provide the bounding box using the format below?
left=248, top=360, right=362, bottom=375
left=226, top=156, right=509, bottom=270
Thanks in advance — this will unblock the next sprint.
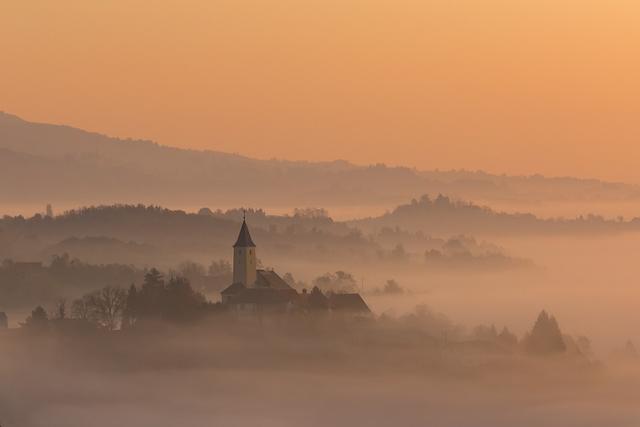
left=233, top=220, right=256, bottom=248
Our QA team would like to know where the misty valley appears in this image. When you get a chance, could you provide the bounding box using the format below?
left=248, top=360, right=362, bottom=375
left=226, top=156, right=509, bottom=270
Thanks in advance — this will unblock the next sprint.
left=5, top=0, right=640, bottom=423
left=1, top=115, right=640, bottom=426
left=1, top=197, right=640, bottom=426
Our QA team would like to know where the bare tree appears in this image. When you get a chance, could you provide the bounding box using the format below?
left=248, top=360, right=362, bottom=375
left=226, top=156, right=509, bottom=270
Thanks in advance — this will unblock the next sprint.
left=53, top=299, right=67, bottom=320
left=71, top=296, right=92, bottom=321
left=87, top=286, right=127, bottom=331
left=71, top=286, right=127, bottom=331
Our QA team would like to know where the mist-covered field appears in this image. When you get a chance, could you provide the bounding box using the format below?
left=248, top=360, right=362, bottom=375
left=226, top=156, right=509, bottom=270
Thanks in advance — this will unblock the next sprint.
left=2, top=228, right=640, bottom=426
left=1, top=316, right=639, bottom=427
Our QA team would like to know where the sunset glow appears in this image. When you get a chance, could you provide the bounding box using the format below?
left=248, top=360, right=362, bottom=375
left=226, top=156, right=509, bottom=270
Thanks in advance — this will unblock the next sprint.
left=2, top=0, right=640, bottom=181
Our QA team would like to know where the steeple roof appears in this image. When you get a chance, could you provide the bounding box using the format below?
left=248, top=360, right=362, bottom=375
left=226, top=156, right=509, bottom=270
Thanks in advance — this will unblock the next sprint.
left=233, top=220, right=256, bottom=247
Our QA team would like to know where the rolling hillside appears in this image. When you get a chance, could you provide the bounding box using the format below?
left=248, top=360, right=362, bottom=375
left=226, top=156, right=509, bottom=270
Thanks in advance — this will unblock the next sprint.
left=2, top=112, right=640, bottom=213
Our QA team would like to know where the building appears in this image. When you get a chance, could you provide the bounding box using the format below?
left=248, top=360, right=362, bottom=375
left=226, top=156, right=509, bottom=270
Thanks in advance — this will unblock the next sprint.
left=220, top=217, right=371, bottom=316
left=328, top=293, right=371, bottom=315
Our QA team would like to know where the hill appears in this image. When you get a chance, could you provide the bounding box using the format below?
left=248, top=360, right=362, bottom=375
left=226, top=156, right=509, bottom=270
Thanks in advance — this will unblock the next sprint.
left=0, top=204, right=531, bottom=275
left=351, top=194, right=640, bottom=236
left=2, top=112, right=640, bottom=214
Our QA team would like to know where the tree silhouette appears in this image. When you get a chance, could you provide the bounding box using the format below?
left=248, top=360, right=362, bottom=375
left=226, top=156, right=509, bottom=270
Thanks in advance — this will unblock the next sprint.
left=22, top=306, right=49, bottom=331
left=120, top=273, right=207, bottom=325
left=524, top=310, right=566, bottom=355
left=71, top=286, right=126, bottom=330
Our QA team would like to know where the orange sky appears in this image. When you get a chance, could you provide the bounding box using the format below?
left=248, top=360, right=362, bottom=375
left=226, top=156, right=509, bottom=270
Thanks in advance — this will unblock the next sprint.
left=1, top=0, right=640, bottom=182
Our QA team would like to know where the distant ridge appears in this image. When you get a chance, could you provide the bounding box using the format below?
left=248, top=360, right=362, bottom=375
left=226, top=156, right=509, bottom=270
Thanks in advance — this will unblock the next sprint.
left=1, top=112, right=639, bottom=211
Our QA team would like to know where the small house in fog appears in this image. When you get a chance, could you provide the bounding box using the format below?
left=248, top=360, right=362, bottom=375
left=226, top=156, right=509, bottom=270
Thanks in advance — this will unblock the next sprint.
left=221, top=217, right=371, bottom=316
left=0, top=312, right=8, bottom=329
left=328, top=293, right=371, bottom=315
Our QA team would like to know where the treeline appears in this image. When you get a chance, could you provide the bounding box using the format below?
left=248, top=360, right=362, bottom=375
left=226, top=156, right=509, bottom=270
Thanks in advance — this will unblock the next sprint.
left=379, top=307, right=593, bottom=358
left=22, top=269, right=222, bottom=333
left=353, top=194, right=640, bottom=236
left=0, top=205, right=379, bottom=266
left=468, top=310, right=590, bottom=357
left=199, top=207, right=346, bottom=234
left=20, top=283, right=597, bottom=361
left=0, top=255, right=233, bottom=311
left=373, top=233, right=533, bottom=270
left=0, top=204, right=534, bottom=273
left=19, top=269, right=365, bottom=332
left=0, top=255, right=141, bottom=309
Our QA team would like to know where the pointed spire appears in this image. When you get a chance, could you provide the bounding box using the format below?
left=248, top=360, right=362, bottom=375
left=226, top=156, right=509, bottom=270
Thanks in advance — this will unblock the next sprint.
left=234, top=213, right=256, bottom=248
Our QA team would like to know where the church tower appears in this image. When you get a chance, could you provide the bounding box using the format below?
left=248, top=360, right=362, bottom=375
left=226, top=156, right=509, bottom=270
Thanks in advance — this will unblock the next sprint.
left=232, top=214, right=257, bottom=287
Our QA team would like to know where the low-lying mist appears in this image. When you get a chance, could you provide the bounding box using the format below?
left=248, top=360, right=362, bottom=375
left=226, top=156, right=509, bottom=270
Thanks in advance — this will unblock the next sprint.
left=1, top=313, right=639, bottom=427
left=2, top=197, right=640, bottom=426
left=330, top=232, right=640, bottom=357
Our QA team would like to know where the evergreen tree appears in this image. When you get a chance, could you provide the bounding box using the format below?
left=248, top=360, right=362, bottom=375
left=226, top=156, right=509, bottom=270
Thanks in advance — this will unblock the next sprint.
left=524, top=310, right=566, bottom=355
left=22, top=306, right=49, bottom=331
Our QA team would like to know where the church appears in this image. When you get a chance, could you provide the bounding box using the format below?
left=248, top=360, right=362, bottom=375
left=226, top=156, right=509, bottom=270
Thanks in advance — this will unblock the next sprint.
left=220, top=217, right=371, bottom=316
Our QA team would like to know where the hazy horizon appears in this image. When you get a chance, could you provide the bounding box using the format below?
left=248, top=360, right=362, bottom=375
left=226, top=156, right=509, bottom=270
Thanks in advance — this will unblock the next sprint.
left=5, top=110, right=638, bottom=187
left=2, top=2, right=640, bottom=425
left=3, top=1, right=640, bottom=183
left=4, top=109, right=640, bottom=186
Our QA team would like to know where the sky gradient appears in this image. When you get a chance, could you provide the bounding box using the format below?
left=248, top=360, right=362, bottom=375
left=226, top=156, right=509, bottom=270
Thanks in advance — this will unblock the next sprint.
left=2, top=0, right=640, bottom=182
